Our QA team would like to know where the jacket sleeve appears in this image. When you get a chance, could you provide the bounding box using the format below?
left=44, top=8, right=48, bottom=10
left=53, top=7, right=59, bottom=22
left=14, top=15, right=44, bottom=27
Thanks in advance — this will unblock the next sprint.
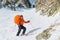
left=23, top=18, right=28, bottom=23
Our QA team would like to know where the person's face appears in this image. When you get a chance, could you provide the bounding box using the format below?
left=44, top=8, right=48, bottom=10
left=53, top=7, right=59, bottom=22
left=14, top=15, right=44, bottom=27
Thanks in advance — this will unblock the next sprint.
left=20, top=16, right=23, bottom=19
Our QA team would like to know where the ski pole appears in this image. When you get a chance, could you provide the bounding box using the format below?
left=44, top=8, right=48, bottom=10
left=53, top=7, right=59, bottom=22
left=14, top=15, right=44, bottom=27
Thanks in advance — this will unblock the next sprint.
left=29, top=22, right=36, bottom=27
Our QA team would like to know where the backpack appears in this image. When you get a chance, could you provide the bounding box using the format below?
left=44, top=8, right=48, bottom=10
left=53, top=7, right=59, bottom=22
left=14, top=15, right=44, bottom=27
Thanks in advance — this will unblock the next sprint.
left=14, top=15, right=20, bottom=25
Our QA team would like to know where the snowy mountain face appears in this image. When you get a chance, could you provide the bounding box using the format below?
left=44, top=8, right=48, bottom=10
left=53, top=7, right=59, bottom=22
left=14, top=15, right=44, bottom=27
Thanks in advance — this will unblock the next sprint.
left=0, top=8, right=60, bottom=40
left=0, top=0, right=34, bottom=11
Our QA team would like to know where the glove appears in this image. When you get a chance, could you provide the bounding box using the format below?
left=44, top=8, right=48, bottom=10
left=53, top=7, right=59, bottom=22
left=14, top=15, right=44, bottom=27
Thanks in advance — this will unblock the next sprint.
left=27, top=20, right=30, bottom=22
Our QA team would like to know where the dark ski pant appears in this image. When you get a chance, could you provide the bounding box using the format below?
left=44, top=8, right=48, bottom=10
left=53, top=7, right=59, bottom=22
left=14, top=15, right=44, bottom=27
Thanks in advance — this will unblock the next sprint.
left=16, top=25, right=26, bottom=36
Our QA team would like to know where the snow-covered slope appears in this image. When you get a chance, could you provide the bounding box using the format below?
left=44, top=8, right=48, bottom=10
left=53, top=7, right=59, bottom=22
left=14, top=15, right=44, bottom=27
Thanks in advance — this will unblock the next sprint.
left=0, top=8, right=60, bottom=40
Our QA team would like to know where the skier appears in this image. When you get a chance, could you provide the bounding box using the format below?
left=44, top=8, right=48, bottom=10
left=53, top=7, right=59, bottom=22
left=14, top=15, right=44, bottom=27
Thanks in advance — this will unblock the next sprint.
left=14, top=15, right=30, bottom=36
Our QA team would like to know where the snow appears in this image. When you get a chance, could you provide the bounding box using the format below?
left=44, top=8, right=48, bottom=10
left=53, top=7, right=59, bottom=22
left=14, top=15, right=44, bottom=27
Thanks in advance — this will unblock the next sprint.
left=0, top=8, right=60, bottom=40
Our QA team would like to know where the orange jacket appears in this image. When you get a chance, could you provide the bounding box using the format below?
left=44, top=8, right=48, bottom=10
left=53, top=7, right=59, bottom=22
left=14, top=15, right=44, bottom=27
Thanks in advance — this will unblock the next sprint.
left=14, top=15, right=28, bottom=25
